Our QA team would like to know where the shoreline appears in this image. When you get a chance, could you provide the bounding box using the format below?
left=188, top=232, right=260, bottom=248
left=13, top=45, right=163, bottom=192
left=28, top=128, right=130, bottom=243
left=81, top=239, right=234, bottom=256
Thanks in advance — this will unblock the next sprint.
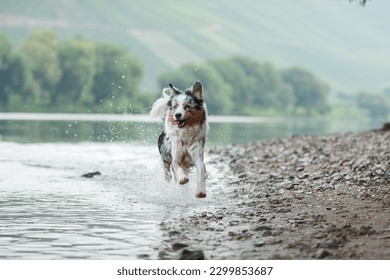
left=159, top=128, right=390, bottom=259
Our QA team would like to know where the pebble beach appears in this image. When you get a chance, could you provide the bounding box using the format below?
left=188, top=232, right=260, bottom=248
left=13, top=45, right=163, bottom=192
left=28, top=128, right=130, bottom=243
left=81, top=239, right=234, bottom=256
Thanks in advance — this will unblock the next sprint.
left=159, top=126, right=390, bottom=259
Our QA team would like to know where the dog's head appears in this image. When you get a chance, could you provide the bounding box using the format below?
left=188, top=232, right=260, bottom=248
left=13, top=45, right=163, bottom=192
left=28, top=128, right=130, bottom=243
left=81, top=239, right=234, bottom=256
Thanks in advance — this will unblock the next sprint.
left=164, top=81, right=206, bottom=129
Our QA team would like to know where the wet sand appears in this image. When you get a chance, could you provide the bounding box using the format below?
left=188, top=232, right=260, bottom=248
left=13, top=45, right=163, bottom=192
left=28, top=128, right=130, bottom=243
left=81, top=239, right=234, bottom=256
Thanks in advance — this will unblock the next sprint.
left=159, top=128, right=390, bottom=259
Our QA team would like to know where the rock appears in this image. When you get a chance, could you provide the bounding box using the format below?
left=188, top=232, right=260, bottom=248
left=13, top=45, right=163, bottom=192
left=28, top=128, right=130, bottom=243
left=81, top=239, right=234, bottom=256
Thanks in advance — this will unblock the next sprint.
left=81, top=171, right=101, bottom=178
left=262, top=230, right=273, bottom=237
left=318, top=240, right=339, bottom=249
left=254, top=241, right=265, bottom=247
left=316, top=249, right=332, bottom=259
left=298, top=173, right=309, bottom=179
left=172, top=243, right=189, bottom=251
left=276, top=208, right=291, bottom=213
left=180, top=249, right=205, bottom=260
left=137, top=254, right=150, bottom=259
left=253, top=225, right=273, bottom=231
left=381, top=122, right=390, bottom=131
left=168, top=230, right=181, bottom=237
left=284, top=184, right=295, bottom=190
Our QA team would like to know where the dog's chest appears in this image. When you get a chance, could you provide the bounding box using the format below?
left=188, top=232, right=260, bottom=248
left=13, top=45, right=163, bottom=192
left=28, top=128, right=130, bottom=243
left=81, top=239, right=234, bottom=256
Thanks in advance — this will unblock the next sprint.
left=177, top=146, right=193, bottom=169
left=170, top=131, right=202, bottom=165
left=167, top=122, right=205, bottom=141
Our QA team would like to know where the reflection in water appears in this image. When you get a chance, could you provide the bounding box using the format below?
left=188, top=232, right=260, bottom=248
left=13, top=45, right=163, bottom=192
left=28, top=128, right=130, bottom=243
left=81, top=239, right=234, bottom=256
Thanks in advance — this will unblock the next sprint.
left=0, top=114, right=386, bottom=145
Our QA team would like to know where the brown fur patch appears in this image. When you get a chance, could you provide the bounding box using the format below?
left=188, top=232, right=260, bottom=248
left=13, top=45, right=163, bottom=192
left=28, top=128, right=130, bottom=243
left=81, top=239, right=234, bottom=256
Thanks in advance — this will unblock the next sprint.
left=186, top=109, right=206, bottom=127
left=167, top=110, right=177, bottom=126
left=178, top=152, right=193, bottom=170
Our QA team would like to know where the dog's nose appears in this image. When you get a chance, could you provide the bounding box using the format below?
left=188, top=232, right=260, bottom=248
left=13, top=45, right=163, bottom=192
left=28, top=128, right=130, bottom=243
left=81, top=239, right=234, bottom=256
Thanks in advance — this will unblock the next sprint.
left=174, top=112, right=182, bottom=119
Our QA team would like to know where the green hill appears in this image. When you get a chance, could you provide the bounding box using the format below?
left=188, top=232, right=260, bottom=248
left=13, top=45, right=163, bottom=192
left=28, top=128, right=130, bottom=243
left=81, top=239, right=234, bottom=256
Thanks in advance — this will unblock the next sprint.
left=1, top=0, right=389, bottom=92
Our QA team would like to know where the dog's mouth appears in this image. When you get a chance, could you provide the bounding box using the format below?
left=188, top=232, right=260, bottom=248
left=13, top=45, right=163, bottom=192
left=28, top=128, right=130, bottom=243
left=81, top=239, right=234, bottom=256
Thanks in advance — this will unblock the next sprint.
left=173, top=119, right=188, bottom=128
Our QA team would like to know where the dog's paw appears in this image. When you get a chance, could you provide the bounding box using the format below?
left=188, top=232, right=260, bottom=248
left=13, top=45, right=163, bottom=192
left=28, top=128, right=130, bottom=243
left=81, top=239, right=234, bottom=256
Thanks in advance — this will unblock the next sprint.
left=196, top=192, right=206, bottom=198
left=179, top=177, right=189, bottom=185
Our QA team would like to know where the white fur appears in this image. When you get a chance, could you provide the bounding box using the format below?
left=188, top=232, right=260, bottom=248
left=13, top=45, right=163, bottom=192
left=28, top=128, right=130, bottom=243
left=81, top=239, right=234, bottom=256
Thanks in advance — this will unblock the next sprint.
left=149, top=88, right=171, bottom=119
left=164, top=110, right=208, bottom=198
left=150, top=85, right=208, bottom=198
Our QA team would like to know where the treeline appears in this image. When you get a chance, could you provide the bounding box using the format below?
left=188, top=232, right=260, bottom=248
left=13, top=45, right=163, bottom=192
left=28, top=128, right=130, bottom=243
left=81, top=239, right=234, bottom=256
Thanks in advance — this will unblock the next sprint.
left=0, top=30, right=151, bottom=113
left=1, top=30, right=332, bottom=116
left=356, top=90, right=390, bottom=118
left=159, top=56, right=330, bottom=115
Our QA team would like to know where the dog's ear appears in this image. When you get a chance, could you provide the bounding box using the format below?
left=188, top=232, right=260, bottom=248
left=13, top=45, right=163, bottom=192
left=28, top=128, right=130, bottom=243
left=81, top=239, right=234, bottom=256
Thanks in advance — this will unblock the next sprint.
left=192, top=81, right=203, bottom=100
left=168, top=83, right=182, bottom=96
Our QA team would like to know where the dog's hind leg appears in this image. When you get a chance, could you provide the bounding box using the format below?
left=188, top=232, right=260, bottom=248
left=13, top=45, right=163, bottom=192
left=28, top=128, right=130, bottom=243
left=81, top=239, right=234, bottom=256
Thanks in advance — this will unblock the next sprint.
left=163, top=160, right=172, bottom=181
left=171, top=144, right=189, bottom=185
left=158, top=132, right=172, bottom=181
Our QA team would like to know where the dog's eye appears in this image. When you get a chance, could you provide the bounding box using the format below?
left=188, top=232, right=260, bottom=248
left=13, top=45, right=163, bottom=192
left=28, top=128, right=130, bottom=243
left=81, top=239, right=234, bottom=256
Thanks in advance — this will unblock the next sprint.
left=172, top=105, right=178, bottom=110
left=184, top=105, right=191, bottom=111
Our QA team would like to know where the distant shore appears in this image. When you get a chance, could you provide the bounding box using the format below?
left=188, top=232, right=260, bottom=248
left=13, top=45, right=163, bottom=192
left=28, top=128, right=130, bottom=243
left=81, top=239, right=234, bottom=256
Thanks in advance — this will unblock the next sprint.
left=160, top=126, right=390, bottom=259
left=0, top=112, right=285, bottom=123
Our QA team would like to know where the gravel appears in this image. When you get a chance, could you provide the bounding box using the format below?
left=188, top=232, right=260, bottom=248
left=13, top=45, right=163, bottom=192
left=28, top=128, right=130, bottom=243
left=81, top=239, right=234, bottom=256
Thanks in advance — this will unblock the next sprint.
left=158, top=128, right=390, bottom=259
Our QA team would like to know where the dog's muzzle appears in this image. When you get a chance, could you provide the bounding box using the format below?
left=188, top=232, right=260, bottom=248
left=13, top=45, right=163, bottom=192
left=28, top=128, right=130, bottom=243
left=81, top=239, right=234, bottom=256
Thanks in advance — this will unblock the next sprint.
left=173, top=113, right=187, bottom=128
left=173, top=119, right=187, bottom=128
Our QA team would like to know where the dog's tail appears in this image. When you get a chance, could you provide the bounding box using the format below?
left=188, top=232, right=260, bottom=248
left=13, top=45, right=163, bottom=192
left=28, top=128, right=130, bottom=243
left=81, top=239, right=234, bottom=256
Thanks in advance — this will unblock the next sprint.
left=150, top=87, right=171, bottom=120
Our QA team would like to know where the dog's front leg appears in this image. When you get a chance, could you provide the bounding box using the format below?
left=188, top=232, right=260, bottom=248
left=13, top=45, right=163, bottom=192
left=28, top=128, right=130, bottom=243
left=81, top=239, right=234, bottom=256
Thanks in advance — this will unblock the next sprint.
left=190, top=144, right=206, bottom=198
left=171, top=142, right=189, bottom=185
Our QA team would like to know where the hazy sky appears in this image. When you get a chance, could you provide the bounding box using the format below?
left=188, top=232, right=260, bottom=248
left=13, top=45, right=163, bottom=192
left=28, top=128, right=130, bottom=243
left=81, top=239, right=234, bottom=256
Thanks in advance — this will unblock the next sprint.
left=0, top=0, right=389, bottom=92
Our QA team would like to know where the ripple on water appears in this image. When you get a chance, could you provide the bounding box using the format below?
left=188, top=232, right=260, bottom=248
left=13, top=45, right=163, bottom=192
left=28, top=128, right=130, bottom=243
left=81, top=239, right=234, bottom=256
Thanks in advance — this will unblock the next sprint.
left=0, top=142, right=219, bottom=259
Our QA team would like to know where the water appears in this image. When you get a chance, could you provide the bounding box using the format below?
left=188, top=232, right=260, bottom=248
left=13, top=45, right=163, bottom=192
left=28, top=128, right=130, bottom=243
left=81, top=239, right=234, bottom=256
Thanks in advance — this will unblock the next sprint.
left=0, top=142, right=218, bottom=259
left=0, top=113, right=385, bottom=145
left=0, top=113, right=386, bottom=259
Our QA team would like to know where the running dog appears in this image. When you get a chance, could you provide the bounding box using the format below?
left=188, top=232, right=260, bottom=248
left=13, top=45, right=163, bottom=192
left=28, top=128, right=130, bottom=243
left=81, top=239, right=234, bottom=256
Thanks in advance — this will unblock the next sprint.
left=150, top=81, right=208, bottom=198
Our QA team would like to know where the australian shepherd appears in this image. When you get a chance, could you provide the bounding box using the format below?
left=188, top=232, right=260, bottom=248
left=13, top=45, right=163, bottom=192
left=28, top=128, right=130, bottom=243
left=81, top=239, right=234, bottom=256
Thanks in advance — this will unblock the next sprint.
left=150, top=81, right=208, bottom=198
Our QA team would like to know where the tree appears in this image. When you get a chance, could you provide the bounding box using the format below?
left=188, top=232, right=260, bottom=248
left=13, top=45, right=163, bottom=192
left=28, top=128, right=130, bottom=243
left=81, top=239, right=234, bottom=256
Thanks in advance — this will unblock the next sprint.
left=281, top=67, right=330, bottom=115
left=158, top=63, right=234, bottom=115
left=0, top=33, right=29, bottom=109
left=19, top=30, right=61, bottom=103
left=210, top=56, right=295, bottom=114
left=357, top=92, right=390, bottom=119
left=53, top=37, right=95, bottom=106
left=0, top=33, right=13, bottom=108
left=91, top=43, right=143, bottom=108
left=247, top=61, right=295, bottom=112
left=210, top=56, right=256, bottom=114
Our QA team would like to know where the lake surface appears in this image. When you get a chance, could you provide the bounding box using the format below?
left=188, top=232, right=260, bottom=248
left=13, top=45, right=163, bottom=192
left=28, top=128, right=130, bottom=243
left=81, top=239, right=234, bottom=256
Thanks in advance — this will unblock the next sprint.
left=0, top=142, right=224, bottom=259
left=0, top=113, right=386, bottom=259
left=0, top=113, right=385, bottom=145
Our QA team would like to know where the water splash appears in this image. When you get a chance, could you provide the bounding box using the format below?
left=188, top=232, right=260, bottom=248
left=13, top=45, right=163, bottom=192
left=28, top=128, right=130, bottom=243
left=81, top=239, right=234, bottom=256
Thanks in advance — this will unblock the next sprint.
left=0, top=142, right=218, bottom=259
